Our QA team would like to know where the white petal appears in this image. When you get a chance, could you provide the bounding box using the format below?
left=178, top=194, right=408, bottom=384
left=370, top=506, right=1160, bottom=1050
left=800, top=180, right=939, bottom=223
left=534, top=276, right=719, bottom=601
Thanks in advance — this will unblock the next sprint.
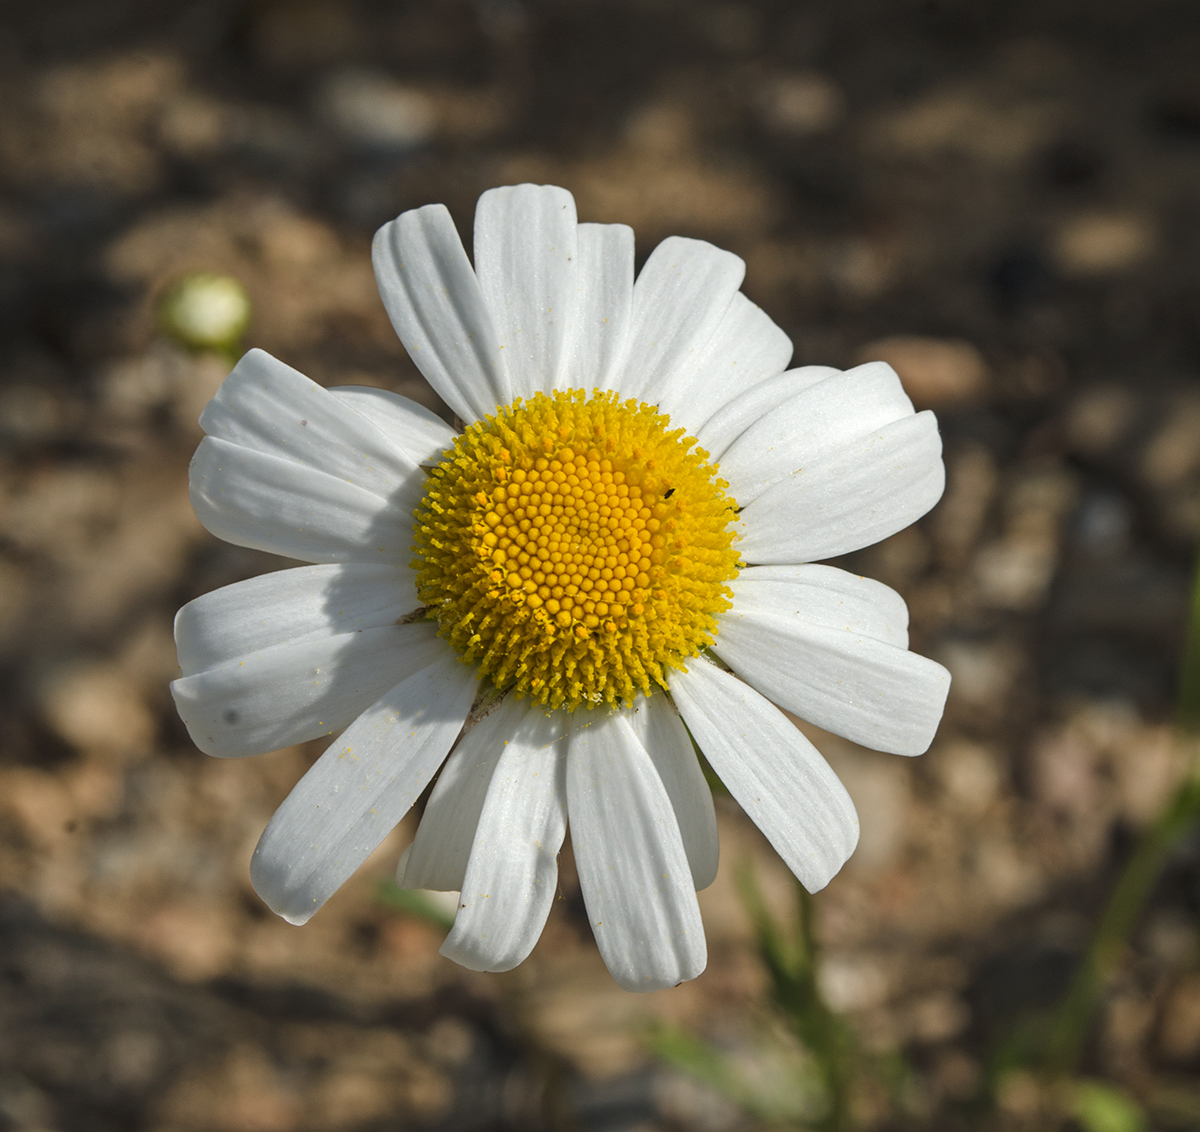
left=727, top=564, right=909, bottom=650
left=695, top=365, right=837, bottom=462
left=626, top=694, right=719, bottom=890
left=200, top=349, right=426, bottom=502
left=713, top=603, right=949, bottom=756
left=372, top=203, right=510, bottom=422
left=567, top=709, right=706, bottom=991
left=569, top=222, right=635, bottom=392
left=607, top=236, right=744, bottom=402
left=176, top=562, right=421, bottom=676
left=656, top=293, right=793, bottom=439
left=737, top=411, right=945, bottom=563
left=327, top=386, right=455, bottom=466
left=401, top=698, right=522, bottom=891
left=394, top=842, right=412, bottom=882
left=171, top=620, right=444, bottom=758
left=474, top=184, right=579, bottom=401
left=441, top=703, right=569, bottom=972
left=668, top=656, right=859, bottom=893
left=189, top=436, right=412, bottom=564
left=719, top=362, right=915, bottom=507
left=250, top=648, right=477, bottom=925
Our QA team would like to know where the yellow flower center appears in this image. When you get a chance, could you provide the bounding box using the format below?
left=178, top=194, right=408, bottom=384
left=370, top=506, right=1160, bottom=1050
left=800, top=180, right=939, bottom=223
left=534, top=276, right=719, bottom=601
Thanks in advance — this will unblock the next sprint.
left=413, top=389, right=741, bottom=711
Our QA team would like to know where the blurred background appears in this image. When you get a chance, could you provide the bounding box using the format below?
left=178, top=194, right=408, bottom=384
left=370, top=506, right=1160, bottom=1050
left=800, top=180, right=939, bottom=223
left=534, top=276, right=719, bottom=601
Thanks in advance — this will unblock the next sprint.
left=2, top=0, right=1200, bottom=1129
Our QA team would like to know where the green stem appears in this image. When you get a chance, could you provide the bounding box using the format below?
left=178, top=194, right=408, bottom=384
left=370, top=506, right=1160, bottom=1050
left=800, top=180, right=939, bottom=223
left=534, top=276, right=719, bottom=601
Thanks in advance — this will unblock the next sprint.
left=1041, top=548, right=1200, bottom=1077
left=737, top=865, right=856, bottom=1131
left=797, top=886, right=856, bottom=1132
left=1042, top=770, right=1200, bottom=1076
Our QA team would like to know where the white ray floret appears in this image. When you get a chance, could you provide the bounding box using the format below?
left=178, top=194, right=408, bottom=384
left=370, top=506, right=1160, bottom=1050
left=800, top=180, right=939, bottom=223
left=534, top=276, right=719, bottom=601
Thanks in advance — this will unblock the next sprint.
left=441, top=704, right=569, bottom=974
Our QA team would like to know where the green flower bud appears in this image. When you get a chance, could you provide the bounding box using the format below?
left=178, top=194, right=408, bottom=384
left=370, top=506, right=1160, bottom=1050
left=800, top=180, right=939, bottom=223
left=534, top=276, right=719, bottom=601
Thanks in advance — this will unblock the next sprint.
left=161, top=273, right=251, bottom=351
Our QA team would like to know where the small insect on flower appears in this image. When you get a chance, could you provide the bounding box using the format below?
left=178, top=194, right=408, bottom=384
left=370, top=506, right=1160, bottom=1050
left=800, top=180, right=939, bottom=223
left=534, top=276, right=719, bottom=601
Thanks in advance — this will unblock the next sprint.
left=172, top=184, right=950, bottom=991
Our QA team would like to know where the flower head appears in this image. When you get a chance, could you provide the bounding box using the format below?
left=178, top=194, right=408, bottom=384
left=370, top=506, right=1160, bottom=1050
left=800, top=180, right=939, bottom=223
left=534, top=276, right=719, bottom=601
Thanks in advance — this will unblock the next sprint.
left=172, top=184, right=951, bottom=991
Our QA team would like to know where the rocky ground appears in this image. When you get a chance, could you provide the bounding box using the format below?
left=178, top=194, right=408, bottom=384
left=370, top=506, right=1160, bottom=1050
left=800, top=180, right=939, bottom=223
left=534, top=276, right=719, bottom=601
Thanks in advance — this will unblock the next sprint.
left=2, top=1, right=1200, bottom=1129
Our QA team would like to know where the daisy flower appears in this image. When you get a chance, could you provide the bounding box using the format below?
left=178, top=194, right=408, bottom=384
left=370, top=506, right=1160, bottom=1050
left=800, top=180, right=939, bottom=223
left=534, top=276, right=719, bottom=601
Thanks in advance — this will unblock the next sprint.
left=172, top=184, right=950, bottom=991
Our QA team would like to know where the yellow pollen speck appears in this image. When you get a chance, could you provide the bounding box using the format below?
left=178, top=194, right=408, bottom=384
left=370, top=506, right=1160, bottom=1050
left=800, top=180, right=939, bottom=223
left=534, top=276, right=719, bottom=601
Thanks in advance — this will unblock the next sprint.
left=412, top=389, right=740, bottom=711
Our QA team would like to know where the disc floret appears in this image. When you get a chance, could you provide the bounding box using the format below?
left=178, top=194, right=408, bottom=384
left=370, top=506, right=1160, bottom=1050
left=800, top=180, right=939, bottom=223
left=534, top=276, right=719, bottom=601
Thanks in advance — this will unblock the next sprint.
left=413, top=389, right=741, bottom=711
